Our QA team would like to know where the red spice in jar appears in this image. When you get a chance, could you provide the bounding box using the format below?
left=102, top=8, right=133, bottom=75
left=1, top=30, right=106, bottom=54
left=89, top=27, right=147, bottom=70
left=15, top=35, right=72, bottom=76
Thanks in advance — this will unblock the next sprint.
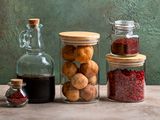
left=7, top=90, right=28, bottom=106
left=111, top=38, right=139, bottom=56
left=107, top=69, right=145, bottom=102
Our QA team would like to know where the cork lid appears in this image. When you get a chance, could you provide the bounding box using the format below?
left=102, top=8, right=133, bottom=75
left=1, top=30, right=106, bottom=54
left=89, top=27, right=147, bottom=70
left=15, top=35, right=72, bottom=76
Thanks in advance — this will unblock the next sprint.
left=10, top=79, right=23, bottom=86
left=59, top=31, right=100, bottom=45
left=106, top=54, right=146, bottom=63
left=28, top=18, right=40, bottom=27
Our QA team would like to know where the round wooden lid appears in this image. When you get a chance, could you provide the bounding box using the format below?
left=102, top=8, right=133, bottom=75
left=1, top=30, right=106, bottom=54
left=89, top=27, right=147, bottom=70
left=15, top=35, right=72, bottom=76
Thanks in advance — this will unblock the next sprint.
left=59, top=31, right=100, bottom=41
left=106, top=54, right=146, bottom=63
left=11, top=79, right=23, bottom=86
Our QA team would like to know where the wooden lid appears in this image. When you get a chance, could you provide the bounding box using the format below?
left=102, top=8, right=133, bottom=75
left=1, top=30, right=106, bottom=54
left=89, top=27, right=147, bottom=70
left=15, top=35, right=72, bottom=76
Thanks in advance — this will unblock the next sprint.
left=106, top=54, right=146, bottom=63
left=59, top=31, right=100, bottom=41
left=28, top=18, right=40, bottom=27
left=11, top=79, right=23, bottom=86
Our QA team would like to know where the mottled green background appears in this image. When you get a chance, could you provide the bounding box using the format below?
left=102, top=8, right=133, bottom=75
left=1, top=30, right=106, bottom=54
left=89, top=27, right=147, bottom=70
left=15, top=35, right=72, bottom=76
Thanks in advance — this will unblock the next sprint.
left=0, top=0, right=159, bottom=84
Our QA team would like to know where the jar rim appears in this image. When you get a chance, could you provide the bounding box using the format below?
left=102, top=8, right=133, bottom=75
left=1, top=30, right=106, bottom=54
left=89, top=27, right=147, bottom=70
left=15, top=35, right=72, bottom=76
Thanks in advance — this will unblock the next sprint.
left=112, top=20, right=139, bottom=30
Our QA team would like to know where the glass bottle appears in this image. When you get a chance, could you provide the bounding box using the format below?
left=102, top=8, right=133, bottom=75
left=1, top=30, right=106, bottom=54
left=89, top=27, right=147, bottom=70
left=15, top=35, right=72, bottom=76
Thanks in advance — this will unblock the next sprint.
left=59, top=31, right=100, bottom=103
left=16, top=18, right=55, bottom=103
left=5, top=79, right=28, bottom=107
left=106, top=54, right=146, bottom=102
left=110, top=20, right=140, bottom=56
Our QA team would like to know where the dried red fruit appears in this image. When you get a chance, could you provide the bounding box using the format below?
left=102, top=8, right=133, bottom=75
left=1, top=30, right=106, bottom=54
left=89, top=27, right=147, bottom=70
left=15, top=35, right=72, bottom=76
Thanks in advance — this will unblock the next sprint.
left=7, top=90, right=28, bottom=105
left=108, top=69, right=145, bottom=102
left=111, top=38, right=139, bottom=55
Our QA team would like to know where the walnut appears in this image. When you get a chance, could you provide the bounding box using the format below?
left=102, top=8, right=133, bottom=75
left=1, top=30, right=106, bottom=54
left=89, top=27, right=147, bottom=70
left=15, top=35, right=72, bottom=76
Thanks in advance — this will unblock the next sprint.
left=66, top=86, right=80, bottom=102
left=80, top=84, right=97, bottom=101
left=62, top=62, right=78, bottom=78
left=62, top=45, right=76, bottom=61
left=88, top=76, right=97, bottom=85
left=80, top=60, right=99, bottom=78
left=75, top=46, right=94, bottom=63
left=71, top=73, right=88, bottom=90
left=62, top=81, right=71, bottom=97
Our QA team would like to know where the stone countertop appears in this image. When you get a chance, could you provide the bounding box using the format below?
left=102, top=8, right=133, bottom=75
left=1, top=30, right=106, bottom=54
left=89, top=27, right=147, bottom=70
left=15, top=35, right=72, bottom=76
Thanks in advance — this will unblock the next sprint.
left=0, top=85, right=160, bottom=120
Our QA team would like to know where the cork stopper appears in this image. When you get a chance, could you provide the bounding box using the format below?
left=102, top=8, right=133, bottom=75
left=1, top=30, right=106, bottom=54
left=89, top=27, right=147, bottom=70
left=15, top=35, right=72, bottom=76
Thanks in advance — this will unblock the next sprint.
left=11, top=79, right=23, bottom=87
left=28, top=18, right=40, bottom=27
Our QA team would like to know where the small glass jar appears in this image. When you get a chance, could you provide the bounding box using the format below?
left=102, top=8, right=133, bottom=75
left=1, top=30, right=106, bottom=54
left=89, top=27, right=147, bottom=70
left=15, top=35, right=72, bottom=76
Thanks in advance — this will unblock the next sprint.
left=59, top=31, right=100, bottom=103
left=110, top=20, right=140, bottom=56
left=5, top=79, right=28, bottom=107
left=106, top=54, right=146, bottom=102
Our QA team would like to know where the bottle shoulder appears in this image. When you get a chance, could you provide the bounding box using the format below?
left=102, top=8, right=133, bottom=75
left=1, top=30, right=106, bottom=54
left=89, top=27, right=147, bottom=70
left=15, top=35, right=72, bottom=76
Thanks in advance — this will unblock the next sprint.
left=17, top=52, right=54, bottom=66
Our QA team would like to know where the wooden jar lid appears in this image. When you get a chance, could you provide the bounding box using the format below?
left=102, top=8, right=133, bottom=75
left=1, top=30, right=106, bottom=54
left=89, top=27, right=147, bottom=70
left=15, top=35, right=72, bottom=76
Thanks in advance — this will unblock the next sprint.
left=59, top=31, right=100, bottom=45
left=11, top=79, right=23, bottom=86
left=106, top=54, right=146, bottom=63
left=28, top=18, right=40, bottom=27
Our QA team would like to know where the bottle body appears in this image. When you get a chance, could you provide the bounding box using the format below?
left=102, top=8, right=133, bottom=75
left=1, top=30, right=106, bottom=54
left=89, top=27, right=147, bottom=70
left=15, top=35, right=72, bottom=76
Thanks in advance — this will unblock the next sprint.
left=16, top=19, right=55, bottom=103
left=17, top=75, right=55, bottom=103
left=59, top=31, right=100, bottom=103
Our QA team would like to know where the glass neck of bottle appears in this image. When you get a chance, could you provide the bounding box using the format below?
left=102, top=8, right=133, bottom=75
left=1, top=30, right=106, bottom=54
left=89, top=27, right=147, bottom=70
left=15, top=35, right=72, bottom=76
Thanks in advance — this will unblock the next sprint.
left=11, top=85, right=22, bottom=89
left=25, top=24, right=44, bottom=54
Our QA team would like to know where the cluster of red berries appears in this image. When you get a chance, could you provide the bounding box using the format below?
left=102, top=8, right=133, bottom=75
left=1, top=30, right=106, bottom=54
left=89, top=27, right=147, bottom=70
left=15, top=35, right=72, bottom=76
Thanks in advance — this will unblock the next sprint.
left=7, top=90, right=28, bottom=105
left=108, top=69, right=145, bottom=102
left=111, top=38, right=139, bottom=55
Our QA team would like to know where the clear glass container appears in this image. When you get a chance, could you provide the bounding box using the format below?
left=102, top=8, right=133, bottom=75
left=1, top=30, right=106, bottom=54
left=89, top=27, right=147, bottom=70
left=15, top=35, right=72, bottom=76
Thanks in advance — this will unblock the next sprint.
left=106, top=54, right=146, bottom=102
left=59, top=31, right=100, bottom=103
left=110, top=20, right=140, bottom=56
left=5, top=79, right=28, bottom=107
left=16, top=18, right=55, bottom=103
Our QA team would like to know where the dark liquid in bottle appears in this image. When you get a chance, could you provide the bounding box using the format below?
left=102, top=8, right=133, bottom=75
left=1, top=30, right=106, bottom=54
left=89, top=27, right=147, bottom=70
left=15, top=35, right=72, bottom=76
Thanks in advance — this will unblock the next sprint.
left=17, top=75, right=55, bottom=103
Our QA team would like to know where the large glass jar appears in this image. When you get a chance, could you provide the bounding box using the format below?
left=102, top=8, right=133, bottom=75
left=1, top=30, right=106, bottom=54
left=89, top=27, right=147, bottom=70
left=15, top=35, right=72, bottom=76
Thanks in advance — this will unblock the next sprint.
left=5, top=79, right=28, bottom=107
left=110, top=20, right=140, bottom=56
left=16, top=18, right=55, bottom=103
left=59, top=31, right=100, bottom=103
left=106, top=54, right=146, bottom=102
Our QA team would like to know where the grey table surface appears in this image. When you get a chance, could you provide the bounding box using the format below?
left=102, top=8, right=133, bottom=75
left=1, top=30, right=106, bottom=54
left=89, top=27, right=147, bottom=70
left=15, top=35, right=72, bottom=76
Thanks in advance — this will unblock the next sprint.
left=0, top=85, right=160, bottom=120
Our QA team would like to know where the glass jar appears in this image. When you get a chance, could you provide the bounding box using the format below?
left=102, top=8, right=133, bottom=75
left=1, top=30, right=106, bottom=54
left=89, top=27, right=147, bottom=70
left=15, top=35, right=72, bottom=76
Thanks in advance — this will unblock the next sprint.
left=110, top=20, right=140, bottom=56
left=5, top=79, right=28, bottom=107
left=59, top=31, right=100, bottom=103
left=106, top=54, right=146, bottom=102
left=16, top=18, right=55, bottom=103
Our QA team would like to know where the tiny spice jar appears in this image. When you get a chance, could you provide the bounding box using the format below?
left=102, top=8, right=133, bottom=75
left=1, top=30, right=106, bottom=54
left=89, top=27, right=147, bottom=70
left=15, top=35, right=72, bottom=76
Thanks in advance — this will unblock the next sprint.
left=5, top=79, right=28, bottom=107
left=110, top=20, right=140, bottom=56
left=106, top=54, right=146, bottom=102
left=59, top=31, right=100, bottom=103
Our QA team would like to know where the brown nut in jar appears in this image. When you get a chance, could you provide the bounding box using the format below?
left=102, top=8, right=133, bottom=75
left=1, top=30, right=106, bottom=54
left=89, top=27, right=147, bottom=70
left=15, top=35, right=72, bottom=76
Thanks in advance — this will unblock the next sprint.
left=80, top=60, right=99, bottom=78
left=75, top=46, right=94, bottom=63
left=71, top=73, right=88, bottom=90
left=88, top=76, right=97, bottom=85
left=62, top=45, right=76, bottom=61
left=66, top=86, right=80, bottom=102
left=62, top=62, right=78, bottom=79
left=80, top=84, right=97, bottom=101
left=62, top=81, right=71, bottom=97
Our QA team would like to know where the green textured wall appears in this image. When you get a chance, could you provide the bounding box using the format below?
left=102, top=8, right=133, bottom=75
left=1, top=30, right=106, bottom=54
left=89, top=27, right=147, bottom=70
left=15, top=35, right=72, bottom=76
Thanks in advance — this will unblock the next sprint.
left=0, top=0, right=160, bottom=84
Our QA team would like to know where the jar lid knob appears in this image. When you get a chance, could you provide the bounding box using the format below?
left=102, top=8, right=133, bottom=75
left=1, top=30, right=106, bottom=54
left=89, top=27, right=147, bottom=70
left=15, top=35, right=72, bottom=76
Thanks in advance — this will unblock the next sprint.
left=11, top=79, right=23, bottom=86
left=28, top=18, right=40, bottom=27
